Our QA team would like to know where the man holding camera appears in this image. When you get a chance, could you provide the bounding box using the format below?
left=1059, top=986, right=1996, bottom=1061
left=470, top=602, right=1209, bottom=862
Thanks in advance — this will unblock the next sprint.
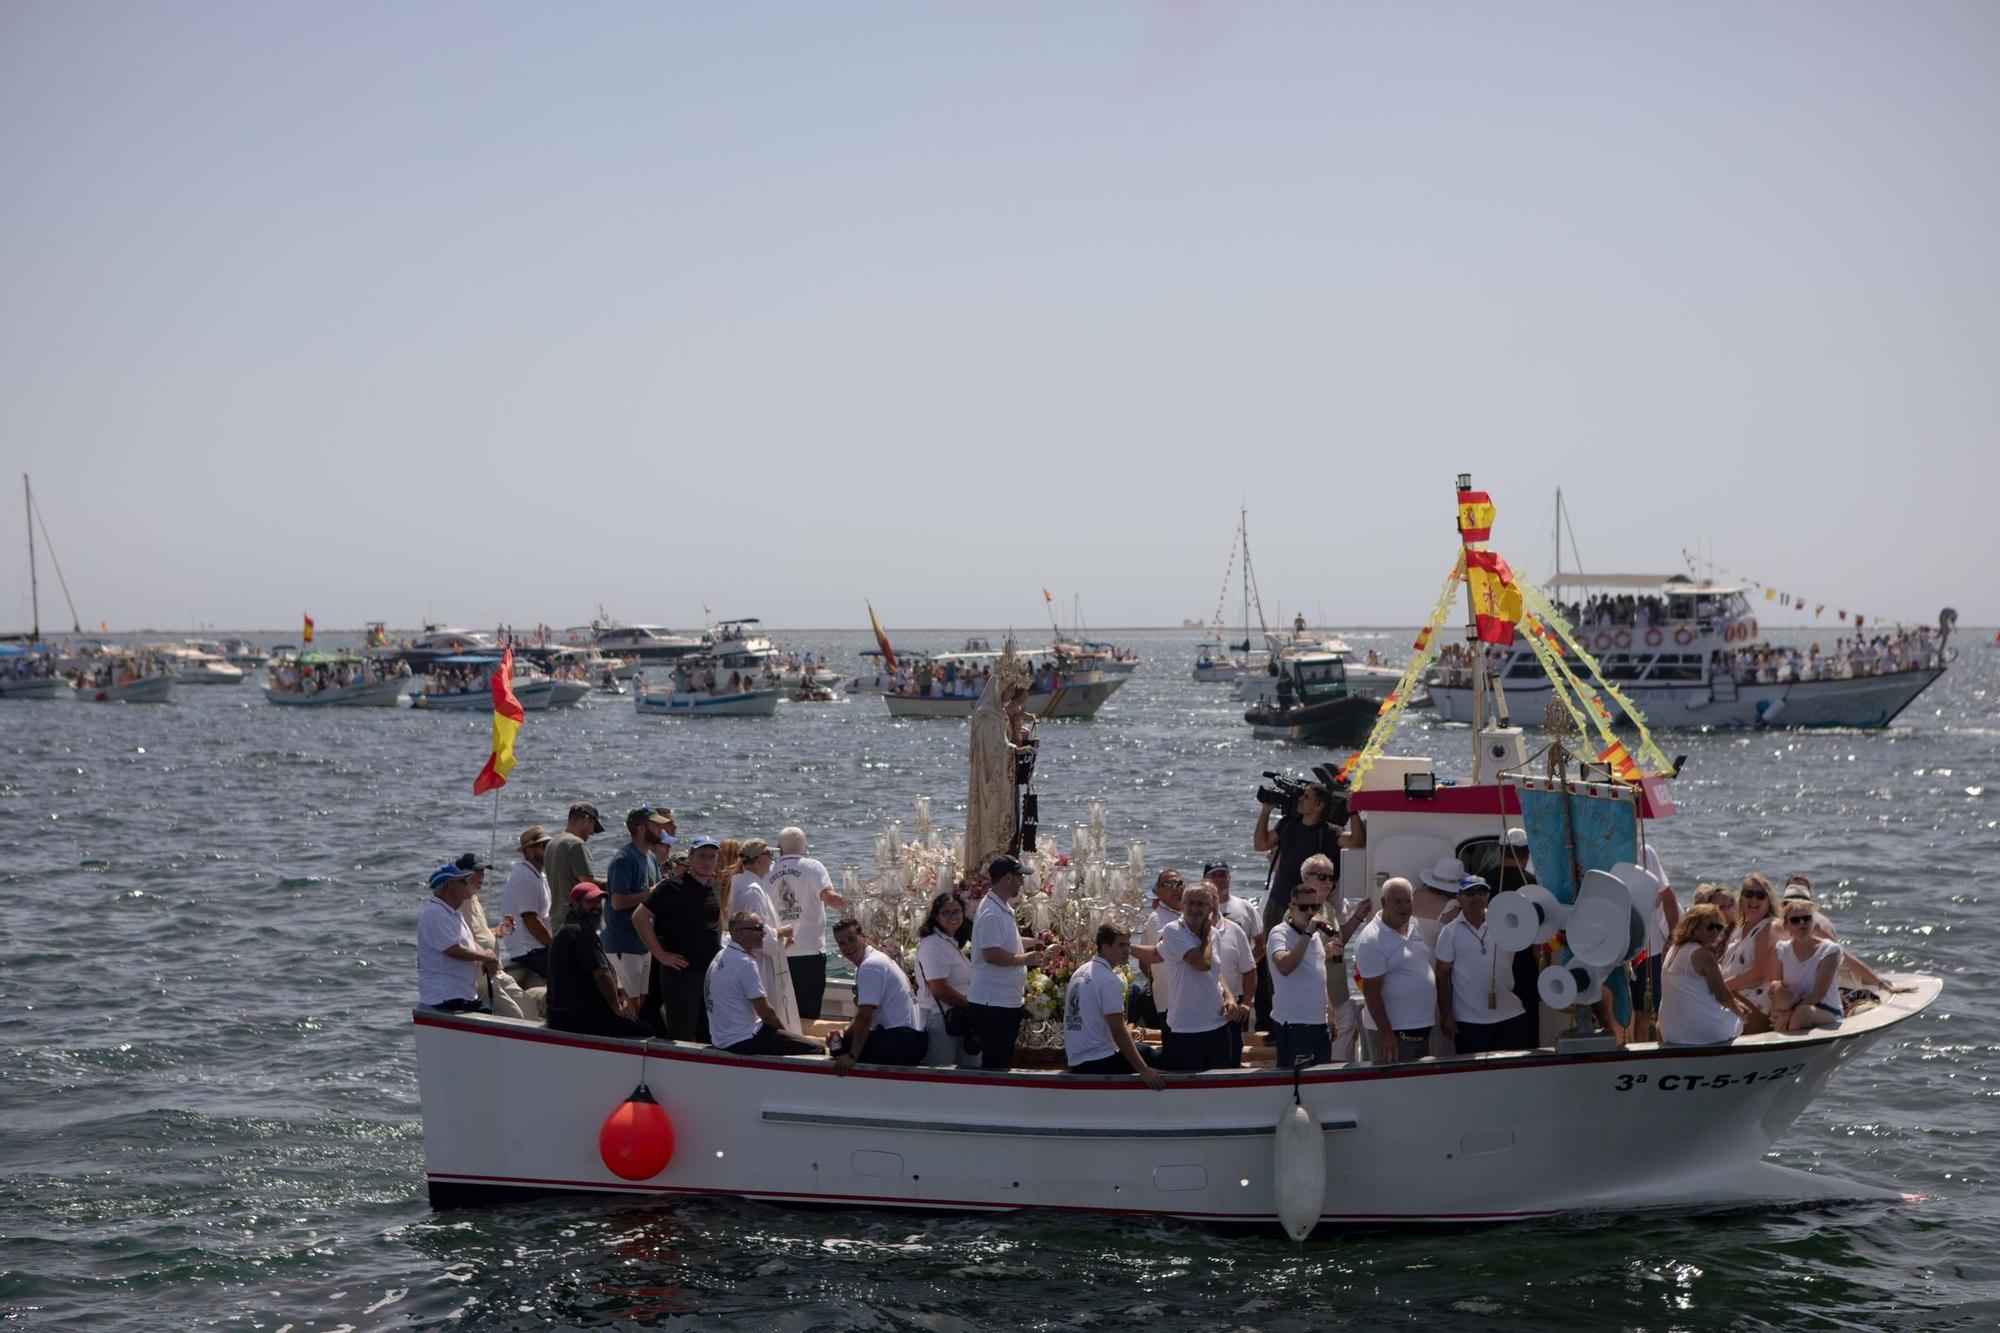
left=1252, top=779, right=1347, bottom=1034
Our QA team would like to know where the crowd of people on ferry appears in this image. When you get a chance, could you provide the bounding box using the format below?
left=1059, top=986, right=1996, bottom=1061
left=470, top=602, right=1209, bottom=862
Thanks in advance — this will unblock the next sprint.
left=668, top=660, right=762, bottom=695
left=415, top=783, right=1906, bottom=1079
left=1722, top=628, right=1939, bottom=683
left=892, top=659, right=997, bottom=699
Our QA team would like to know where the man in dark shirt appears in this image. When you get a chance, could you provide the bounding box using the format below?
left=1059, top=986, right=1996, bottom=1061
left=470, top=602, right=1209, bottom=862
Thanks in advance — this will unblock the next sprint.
left=634, top=835, right=724, bottom=1041
left=1252, top=782, right=1345, bottom=1033
left=546, top=883, right=651, bottom=1038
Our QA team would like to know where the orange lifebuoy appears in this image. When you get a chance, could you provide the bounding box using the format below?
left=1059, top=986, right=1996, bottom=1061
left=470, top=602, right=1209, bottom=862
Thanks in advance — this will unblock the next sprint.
left=1643, top=628, right=1664, bottom=648
left=1613, top=629, right=1632, bottom=650
left=1674, top=628, right=1695, bottom=646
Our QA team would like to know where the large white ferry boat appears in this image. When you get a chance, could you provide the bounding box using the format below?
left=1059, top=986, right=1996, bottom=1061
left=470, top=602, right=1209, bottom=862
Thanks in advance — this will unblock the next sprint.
left=1425, top=574, right=1949, bottom=730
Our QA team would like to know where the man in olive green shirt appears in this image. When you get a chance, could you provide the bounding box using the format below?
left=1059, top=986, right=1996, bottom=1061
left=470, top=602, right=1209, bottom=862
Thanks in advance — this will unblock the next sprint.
left=542, top=802, right=604, bottom=931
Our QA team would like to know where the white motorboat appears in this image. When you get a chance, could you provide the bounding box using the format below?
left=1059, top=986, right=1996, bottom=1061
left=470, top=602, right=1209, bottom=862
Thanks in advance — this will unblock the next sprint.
left=75, top=658, right=175, bottom=703
left=700, top=618, right=781, bottom=675
left=1424, top=575, right=1950, bottom=730
left=1191, top=640, right=1244, bottom=683
left=1239, top=635, right=1403, bottom=705
left=590, top=623, right=706, bottom=665
left=1, top=643, right=69, bottom=699
left=633, top=680, right=782, bottom=717
left=265, top=652, right=405, bottom=707
left=157, top=645, right=247, bottom=685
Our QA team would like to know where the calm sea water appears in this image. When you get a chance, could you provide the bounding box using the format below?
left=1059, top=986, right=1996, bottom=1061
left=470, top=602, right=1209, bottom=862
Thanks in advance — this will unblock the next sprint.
left=2, top=628, right=1995, bottom=1331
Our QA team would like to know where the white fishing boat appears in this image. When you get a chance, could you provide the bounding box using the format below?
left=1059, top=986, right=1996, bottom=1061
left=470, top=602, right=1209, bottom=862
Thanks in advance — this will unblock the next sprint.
left=264, top=652, right=405, bottom=707
left=700, top=618, right=781, bottom=675
left=75, top=655, right=175, bottom=703
left=633, top=679, right=782, bottom=717
left=1240, top=634, right=1405, bottom=705
left=1424, top=576, right=1950, bottom=730
left=0, top=645, right=69, bottom=699
left=883, top=670, right=1127, bottom=720
left=414, top=477, right=1944, bottom=1231
left=411, top=656, right=565, bottom=712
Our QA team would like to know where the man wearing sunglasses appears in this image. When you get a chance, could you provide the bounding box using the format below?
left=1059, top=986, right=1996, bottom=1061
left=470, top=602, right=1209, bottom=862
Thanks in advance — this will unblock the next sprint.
left=705, top=910, right=826, bottom=1057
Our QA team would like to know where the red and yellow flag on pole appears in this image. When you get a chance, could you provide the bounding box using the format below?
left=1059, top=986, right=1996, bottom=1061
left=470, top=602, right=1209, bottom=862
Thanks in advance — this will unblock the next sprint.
left=866, top=600, right=898, bottom=674
left=302, top=613, right=314, bottom=644
left=1597, top=740, right=1641, bottom=782
left=1456, top=490, right=1495, bottom=545
left=1043, top=587, right=1054, bottom=604
left=473, top=646, right=525, bottom=795
left=1465, top=550, right=1522, bottom=645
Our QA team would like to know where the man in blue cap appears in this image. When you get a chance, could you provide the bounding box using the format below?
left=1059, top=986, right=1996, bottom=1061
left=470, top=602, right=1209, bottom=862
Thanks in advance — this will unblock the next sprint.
left=418, top=860, right=499, bottom=1012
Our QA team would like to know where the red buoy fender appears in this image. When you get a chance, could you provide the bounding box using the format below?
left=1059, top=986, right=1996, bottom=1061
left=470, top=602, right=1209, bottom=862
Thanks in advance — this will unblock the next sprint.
left=600, top=1083, right=675, bottom=1180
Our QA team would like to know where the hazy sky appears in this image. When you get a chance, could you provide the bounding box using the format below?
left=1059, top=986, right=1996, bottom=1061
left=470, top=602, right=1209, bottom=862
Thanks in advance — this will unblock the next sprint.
left=3, top=2, right=1995, bottom=633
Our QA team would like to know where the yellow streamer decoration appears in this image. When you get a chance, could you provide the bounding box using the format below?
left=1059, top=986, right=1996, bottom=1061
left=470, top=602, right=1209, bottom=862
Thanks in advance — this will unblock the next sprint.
left=1516, top=583, right=1676, bottom=777
left=1339, top=552, right=1466, bottom=790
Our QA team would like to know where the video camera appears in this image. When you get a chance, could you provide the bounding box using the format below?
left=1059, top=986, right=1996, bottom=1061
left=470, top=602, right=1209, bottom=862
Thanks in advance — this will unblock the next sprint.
left=1256, top=763, right=1352, bottom=823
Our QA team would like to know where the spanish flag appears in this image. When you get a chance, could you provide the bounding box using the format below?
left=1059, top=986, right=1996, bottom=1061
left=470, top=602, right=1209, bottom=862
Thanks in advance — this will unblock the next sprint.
left=1465, top=550, right=1521, bottom=645
left=302, top=613, right=314, bottom=644
left=866, top=600, right=898, bottom=674
left=473, top=646, right=525, bottom=796
left=1412, top=626, right=1432, bottom=653
left=1043, top=587, right=1054, bottom=604
left=1597, top=741, right=1641, bottom=782
left=1456, top=490, right=1495, bottom=545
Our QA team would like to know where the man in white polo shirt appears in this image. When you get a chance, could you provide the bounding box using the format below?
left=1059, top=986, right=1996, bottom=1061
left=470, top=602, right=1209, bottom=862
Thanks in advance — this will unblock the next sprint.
left=829, top=918, right=927, bottom=1070
left=1063, top=923, right=1166, bottom=1088
left=1356, top=877, right=1436, bottom=1063
left=968, top=855, right=1049, bottom=1070
left=1433, top=876, right=1528, bottom=1054
left=704, top=910, right=825, bottom=1057
left=1266, top=868, right=1337, bottom=1068
left=418, top=861, right=498, bottom=1012
left=1154, top=884, right=1249, bottom=1071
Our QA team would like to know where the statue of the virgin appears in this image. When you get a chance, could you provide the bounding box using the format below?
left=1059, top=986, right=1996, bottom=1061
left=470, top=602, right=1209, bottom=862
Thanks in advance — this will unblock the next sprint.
left=965, top=642, right=1033, bottom=876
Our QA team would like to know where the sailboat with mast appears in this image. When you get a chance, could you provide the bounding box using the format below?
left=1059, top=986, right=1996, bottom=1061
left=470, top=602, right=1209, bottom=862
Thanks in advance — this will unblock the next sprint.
left=1192, top=507, right=1268, bottom=683
left=2, top=475, right=78, bottom=700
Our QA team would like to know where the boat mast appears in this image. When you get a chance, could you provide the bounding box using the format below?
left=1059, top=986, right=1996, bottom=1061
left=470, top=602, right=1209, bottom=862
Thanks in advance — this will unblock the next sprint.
left=1553, top=487, right=1563, bottom=580
left=24, top=475, right=38, bottom=643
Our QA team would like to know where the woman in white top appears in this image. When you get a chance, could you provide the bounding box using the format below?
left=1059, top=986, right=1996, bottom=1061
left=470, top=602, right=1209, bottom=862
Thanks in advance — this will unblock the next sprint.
left=913, top=892, right=977, bottom=1066
left=1770, top=897, right=1844, bottom=1032
left=1722, top=873, right=1779, bottom=1033
left=729, top=839, right=801, bottom=1033
left=1658, top=904, right=1750, bottom=1045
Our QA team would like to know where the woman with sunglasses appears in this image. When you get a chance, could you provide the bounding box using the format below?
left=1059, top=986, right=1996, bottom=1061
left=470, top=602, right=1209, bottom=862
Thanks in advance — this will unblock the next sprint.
left=1722, top=873, right=1779, bottom=1034
left=1657, top=904, right=1751, bottom=1045
left=1770, top=896, right=1844, bottom=1032
left=914, top=892, right=978, bottom=1066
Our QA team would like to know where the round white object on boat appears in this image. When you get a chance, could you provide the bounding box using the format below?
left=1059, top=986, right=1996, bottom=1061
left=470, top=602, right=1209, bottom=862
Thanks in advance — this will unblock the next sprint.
left=1538, top=963, right=1591, bottom=1009
left=1488, top=891, right=1540, bottom=953
left=1567, top=872, right=1636, bottom=968
left=1518, top=883, right=1564, bottom=945
left=1272, top=1102, right=1325, bottom=1242
left=1609, top=861, right=1662, bottom=917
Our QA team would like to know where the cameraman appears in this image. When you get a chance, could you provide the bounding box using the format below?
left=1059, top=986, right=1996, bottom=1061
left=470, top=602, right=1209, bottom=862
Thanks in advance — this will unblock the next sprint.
left=1253, top=781, right=1345, bottom=934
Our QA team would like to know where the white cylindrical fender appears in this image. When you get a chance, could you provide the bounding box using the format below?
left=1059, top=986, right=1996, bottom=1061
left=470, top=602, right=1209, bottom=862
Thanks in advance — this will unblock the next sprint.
left=1487, top=891, right=1539, bottom=952
left=1273, top=1102, right=1326, bottom=1241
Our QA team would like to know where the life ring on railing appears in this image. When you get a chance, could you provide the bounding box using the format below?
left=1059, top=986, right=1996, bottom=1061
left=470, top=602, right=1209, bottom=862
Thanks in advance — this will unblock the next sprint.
left=1643, top=628, right=1664, bottom=649
left=1674, top=628, right=1695, bottom=646
left=1613, top=630, right=1632, bottom=650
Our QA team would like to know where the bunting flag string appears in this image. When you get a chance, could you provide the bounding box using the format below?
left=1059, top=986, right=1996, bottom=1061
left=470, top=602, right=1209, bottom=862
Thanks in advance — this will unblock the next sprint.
left=1336, top=552, right=1466, bottom=790
left=1675, top=550, right=1888, bottom=629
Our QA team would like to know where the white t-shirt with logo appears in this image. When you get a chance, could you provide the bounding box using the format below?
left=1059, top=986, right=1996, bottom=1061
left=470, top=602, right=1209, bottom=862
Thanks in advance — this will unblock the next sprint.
left=1159, top=917, right=1227, bottom=1035
left=969, top=893, right=1026, bottom=1007
left=1434, top=916, right=1526, bottom=1024
left=769, top=854, right=834, bottom=958
left=913, top=931, right=971, bottom=1016
left=854, top=946, right=920, bottom=1032
left=499, top=860, right=551, bottom=964
left=1266, top=919, right=1330, bottom=1026
left=705, top=941, right=766, bottom=1049
left=418, top=896, right=479, bottom=1006
left=1354, top=917, right=1436, bottom=1031
left=1063, top=956, right=1127, bottom=1066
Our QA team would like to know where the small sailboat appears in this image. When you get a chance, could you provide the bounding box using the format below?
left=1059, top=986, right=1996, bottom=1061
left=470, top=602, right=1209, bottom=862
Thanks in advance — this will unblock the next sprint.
left=4, top=473, right=83, bottom=699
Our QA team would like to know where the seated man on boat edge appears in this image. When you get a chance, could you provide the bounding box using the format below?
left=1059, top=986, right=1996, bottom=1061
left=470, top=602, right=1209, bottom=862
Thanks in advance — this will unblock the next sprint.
left=828, top=919, right=927, bottom=1071
left=545, top=883, right=651, bottom=1039
left=705, top=910, right=826, bottom=1058
left=1062, top=923, right=1166, bottom=1089
left=418, top=860, right=498, bottom=1014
